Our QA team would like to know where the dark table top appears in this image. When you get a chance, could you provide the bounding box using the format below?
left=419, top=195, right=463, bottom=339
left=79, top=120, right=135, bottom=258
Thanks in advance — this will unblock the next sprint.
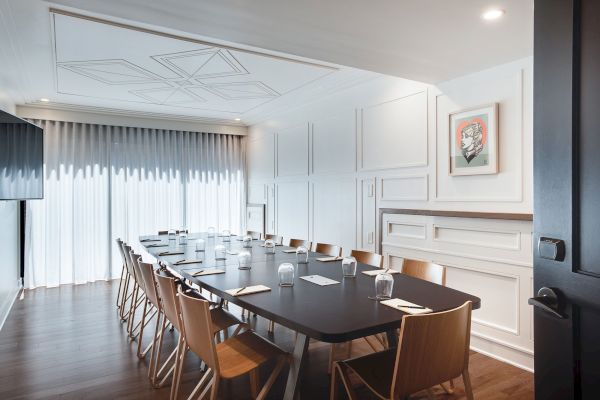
left=140, top=233, right=481, bottom=343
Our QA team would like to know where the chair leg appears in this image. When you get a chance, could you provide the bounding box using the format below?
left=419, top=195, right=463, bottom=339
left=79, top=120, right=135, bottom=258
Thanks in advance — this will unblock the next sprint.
left=333, top=363, right=359, bottom=400
left=256, top=355, right=286, bottom=400
left=118, top=273, right=131, bottom=320
left=268, top=320, right=275, bottom=333
left=463, top=370, right=474, bottom=400
left=170, top=336, right=186, bottom=400
left=249, top=369, right=259, bottom=399
left=136, top=300, right=150, bottom=357
left=209, top=376, right=221, bottom=400
left=330, top=362, right=340, bottom=400
left=148, top=311, right=164, bottom=383
left=126, top=284, right=140, bottom=336
left=440, top=379, right=455, bottom=394
left=186, top=368, right=213, bottom=400
left=116, top=265, right=125, bottom=310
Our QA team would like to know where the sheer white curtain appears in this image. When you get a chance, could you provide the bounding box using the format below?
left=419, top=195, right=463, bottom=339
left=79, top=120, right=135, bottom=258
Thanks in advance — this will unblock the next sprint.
left=25, top=120, right=245, bottom=288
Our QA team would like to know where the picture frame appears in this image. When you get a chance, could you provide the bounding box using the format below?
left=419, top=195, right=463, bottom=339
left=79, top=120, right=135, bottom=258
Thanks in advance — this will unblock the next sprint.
left=449, top=103, right=499, bottom=176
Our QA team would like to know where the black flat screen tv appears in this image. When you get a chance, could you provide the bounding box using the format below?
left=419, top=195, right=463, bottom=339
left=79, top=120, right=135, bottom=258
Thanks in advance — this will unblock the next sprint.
left=0, top=110, right=44, bottom=199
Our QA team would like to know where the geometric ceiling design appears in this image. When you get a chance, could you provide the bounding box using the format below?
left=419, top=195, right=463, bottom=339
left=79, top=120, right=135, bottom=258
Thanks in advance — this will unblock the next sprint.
left=52, top=12, right=337, bottom=117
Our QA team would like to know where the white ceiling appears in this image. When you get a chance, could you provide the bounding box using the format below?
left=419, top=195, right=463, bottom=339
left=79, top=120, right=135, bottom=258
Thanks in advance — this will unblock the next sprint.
left=0, top=0, right=533, bottom=126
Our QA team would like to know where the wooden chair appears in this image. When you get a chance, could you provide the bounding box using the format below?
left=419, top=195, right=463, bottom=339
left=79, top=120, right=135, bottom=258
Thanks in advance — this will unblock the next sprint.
left=263, top=233, right=283, bottom=244
left=331, top=301, right=474, bottom=400
left=350, top=250, right=383, bottom=268
left=124, top=247, right=147, bottom=338
left=315, top=242, right=342, bottom=257
left=289, top=238, right=312, bottom=249
left=177, top=290, right=289, bottom=400
left=129, top=255, right=160, bottom=356
left=154, top=271, right=244, bottom=397
left=115, top=239, right=133, bottom=321
left=402, top=259, right=446, bottom=286
left=246, top=230, right=262, bottom=240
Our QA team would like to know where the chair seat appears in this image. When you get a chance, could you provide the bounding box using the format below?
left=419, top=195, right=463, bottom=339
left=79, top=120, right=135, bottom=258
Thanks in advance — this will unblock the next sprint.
left=341, top=348, right=396, bottom=399
left=210, top=307, right=242, bottom=334
left=216, top=331, right=286, bottom=379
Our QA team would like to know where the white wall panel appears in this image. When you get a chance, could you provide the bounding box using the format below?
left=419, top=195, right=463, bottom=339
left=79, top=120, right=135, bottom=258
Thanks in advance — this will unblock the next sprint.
left=276, top=181, right=309, bottom=239
left=247, top=135, right=274, bottom=180
left=359, top=178, right=376, bottom=251
left=276, top=125, right=309, bottom=177
left=311, top=112, right=356, bottom=175
left=360, top=90, right=427, bottom=171
left=247, top=183, right=266, bottom=204
left=380, top=175, right=428, bottom=201
left=311, top=178, right=356, bottom=254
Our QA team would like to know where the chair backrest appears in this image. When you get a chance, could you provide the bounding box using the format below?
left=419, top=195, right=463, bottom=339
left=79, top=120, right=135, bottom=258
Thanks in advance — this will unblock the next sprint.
left=154, top=272, right=182, bottom=331
left=289, top=238, right=312, bottom=249
left=138, top=261, right=161, bottom=309
left=350, top=250, right=383, bottom=268
left=122, top=244, right=135, bottom=276
left=129, top=251, right=145, bottom=290
left=391, top=301, right=472, bottom=398
left=246, top=230, right=262, bottom=240
left=314, top=242, right=342, bottom=257
left=401, top=259, right=446, bottom=286
left=264, top=233, right=283, bottom=244
left=177, top=289, right=220, bottom=373
left=158, top=229, right=188, bottom=235
left=116, top=239, right=127, bottom=268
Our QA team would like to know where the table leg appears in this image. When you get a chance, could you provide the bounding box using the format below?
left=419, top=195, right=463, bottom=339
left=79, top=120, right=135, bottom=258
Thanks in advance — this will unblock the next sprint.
left=386, top=329, right=398, bottom=349
left=283, top=332, right=310, bottom=400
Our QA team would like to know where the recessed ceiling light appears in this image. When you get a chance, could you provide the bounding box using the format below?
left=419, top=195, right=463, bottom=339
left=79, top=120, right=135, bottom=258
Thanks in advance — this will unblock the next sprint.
left=39, top=98, right=50, bottom=102
left=482, top=8, right=505, bottom=21
left=234, top=118, right=241, bottom=121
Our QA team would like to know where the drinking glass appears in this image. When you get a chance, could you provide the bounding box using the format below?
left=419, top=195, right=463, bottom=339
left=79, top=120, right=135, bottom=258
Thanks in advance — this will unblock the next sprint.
left=168, top=229, right=177, bottom=241
left=178, top=231, right=188, bottom=245
left=375, top=271, right=394, bottom=300
left=221, top=229, right=231, bottom=242
left=278, top=263, right=295, bottom=287
left=214, top=244, right=226, bottom=260
left=195, top=239, right=205, bottom=252
left=264, top=239, right=276, bottom=254
left=207, top=226, right=215, bottom=238
left=342, top=256, right=357, bottom=278
left=242, top=235, right=253, bottom=248
left=296, top=246, right=308, bottom=264
left=237, top=251, right=252, bottom=270
left=179, top=226, right=187, bottom=235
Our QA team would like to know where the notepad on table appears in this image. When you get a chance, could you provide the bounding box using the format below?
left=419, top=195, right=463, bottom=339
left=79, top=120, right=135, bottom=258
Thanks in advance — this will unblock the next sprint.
left=158, top=251, right=185, bottom=256
left=225, top=285, right=271, bottom=297
left=174, top=259, right=203, bottom=265
left=226, top=250, right=239, bottom=255
left=147, top=243, right=169, bottom=248
left=140, top=239, right=161, bottom=243
left=281, top=249, right=296, bottom=253
left=361, top=269, right=401, bottom=277
left=380, top=298, right=433, bottom=315
left=259, top=243, right=283, bottom=247
left=183, top=267, right=225, bottom=277
left=316, top=256, right=343, bottom=262
left=300, top=275, right=340, bottom=286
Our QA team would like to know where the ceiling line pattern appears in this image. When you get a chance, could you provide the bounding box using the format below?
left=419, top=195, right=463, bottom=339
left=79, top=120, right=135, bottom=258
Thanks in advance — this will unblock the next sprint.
left=57, top=48, right=280, bottom=107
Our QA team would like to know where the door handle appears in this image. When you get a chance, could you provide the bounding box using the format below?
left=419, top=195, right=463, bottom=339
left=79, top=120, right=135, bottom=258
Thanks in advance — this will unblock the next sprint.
left=528, top=287, right=566, bottom=319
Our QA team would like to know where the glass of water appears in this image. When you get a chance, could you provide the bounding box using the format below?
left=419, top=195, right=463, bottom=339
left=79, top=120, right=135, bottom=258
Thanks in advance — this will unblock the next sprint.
left=342, top=256, right=357, bottom=278
left=221, top=229, right=231, bottom=242
left=168, top=229, right=177, bottom=241
left=296, top=246, right=308, bottom=264
left=242, top=235, right=253, bottom=248
left=278, top=263, right=295, bottom=287
left=214, top=244, right=226, bottom=260
left=195, top=239, right=205, bottom=252
left=237, top=251, right=252, bottom=270
left=375, top=270, right=394, bottom=300
left=207, top=226, right=215, bottom=238
left=264, top=239, right=276, bottom=254
left=178, top=231, right=188, bottom=245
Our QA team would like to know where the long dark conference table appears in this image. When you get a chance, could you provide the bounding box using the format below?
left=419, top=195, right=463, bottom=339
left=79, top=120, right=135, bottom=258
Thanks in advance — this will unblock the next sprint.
left=140, top=232, right=480, bottom=399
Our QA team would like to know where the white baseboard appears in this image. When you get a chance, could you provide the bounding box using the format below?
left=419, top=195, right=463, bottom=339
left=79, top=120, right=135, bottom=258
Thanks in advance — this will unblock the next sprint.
left=471, top=334, right=534, bottom=372
left=0, top=278, right=22, bottom=332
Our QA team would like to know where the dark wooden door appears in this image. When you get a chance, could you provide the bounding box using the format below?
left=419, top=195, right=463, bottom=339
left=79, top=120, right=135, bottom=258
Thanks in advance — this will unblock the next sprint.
left=533, top=0, right=600, bottom=399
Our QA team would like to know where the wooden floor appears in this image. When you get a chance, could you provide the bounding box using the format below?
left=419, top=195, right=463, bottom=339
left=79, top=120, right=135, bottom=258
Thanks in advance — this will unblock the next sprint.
left=0, top=281, right=534, bottom=399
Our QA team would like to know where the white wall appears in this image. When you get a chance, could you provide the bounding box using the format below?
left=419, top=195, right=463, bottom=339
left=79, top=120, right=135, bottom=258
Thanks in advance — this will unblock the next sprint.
left=0, top=201, right=21, bottom=330
left=247, top=57, right=534, bottom=370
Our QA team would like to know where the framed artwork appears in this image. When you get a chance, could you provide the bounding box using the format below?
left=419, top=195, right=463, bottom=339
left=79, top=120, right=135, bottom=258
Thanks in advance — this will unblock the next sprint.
left=449, top=103, right=498, bottom=176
